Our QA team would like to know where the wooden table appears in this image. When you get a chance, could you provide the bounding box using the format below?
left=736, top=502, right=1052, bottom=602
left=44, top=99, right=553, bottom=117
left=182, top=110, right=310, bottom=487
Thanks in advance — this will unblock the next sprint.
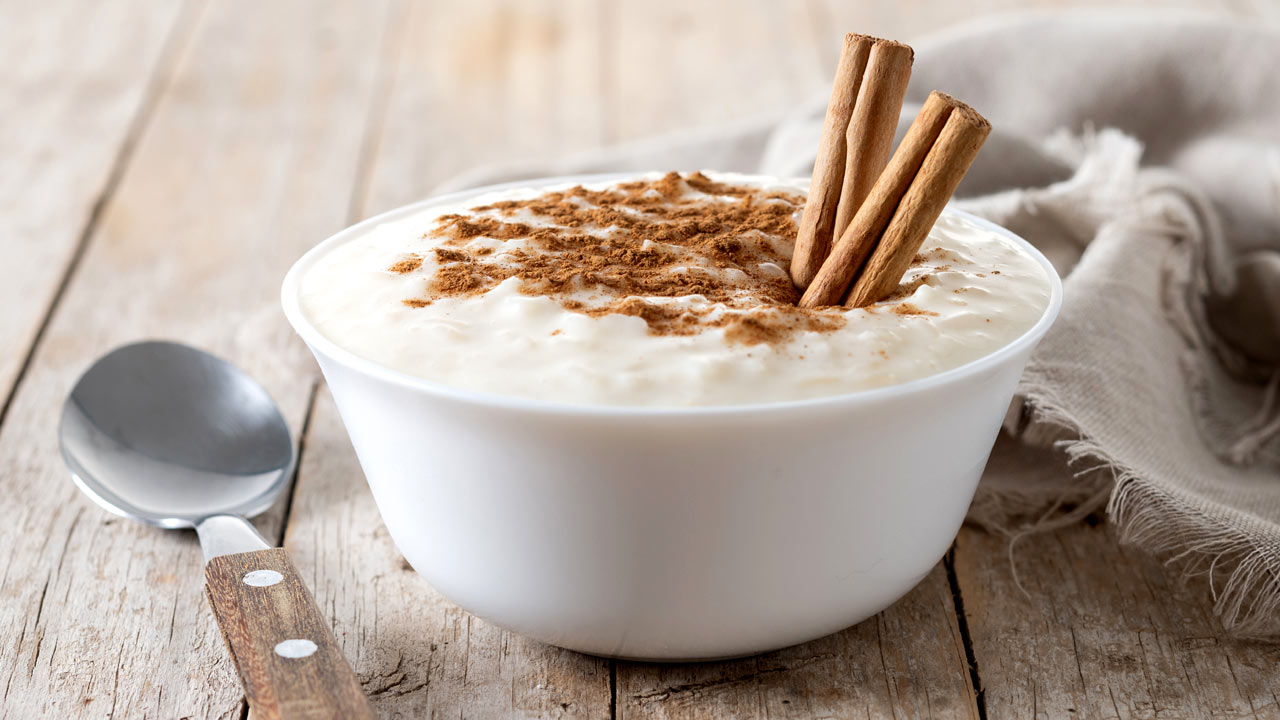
left=4, top=1, right=1279, bottom=717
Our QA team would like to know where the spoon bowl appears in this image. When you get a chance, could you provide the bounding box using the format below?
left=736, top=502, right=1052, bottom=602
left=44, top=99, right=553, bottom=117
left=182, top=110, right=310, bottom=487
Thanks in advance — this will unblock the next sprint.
left=59, top=341, right=294, bottom=528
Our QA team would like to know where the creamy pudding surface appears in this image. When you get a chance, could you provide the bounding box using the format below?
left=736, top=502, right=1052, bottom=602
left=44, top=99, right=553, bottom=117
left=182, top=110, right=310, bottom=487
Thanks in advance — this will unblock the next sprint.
left=298, top=172, right=1050, bottom=406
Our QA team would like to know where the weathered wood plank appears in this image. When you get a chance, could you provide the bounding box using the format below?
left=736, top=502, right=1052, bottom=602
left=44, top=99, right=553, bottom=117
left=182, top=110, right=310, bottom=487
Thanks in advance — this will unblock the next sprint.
left=615, top=563, right=978, bottom=719
left=955, top=523, right=1280, bottom=719
left=0, top=1, right=389, bottom=717
left=0, top=0, right=188, bottom=414
left=605, top=0, right=826, bottom=144
left=810, top=0, right=1268, bottom=52
left=359, top=0, right=607, bottom=217
left=284, top=387, right=613, bottom=718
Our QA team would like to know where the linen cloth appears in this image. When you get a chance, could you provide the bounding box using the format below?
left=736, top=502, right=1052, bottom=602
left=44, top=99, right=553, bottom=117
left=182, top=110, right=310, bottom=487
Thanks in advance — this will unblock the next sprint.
left=438, top=12, right=1280, bottom=637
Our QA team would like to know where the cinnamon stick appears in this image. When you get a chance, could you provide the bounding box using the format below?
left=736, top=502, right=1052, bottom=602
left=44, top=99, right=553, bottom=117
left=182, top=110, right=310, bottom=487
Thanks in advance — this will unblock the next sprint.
left=832, top=40, right=913, bottom=242
left=797, top=92, right=990, bottom=308
left=791, top=34, right=913, bottom=291
left=845, top=95, right=990, bottom=307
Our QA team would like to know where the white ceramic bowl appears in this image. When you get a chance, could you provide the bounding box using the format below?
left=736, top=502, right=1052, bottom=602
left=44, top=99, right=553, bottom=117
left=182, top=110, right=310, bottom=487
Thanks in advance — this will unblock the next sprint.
left=282, top=174, right=1063, bottom=661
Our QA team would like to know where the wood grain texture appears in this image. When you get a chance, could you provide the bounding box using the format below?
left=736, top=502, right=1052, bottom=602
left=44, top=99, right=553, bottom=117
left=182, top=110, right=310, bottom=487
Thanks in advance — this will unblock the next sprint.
left=956, top=524, right=1280, bottom=719
left=808, top=0, right=1268, bottom=53
left=605, top=0, right=826, bottom=145
left=283, top=387, right=612, bottom=718
left=359, top=0, right=607, bottom=217
left=206, top=549, right=373, bottom=720
left=0, top=0, right=188, bottom=413
left=0, top=0, right=387, bottom=717
left=616, top=563, right=978, bottom=719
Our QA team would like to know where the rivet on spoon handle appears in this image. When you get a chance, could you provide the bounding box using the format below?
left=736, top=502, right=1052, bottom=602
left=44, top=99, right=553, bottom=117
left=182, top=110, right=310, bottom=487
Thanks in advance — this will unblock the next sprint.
left=204, top=547, right=374, bottom=720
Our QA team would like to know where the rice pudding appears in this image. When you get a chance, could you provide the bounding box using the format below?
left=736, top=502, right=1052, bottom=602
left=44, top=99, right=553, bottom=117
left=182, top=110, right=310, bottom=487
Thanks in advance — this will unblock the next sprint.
left=298, top=171, right=1050, bottom=406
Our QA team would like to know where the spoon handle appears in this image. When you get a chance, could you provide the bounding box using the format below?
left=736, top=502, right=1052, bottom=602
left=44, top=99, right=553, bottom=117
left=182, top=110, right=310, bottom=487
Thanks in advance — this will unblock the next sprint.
left=205, top=548, right=374, bottom=720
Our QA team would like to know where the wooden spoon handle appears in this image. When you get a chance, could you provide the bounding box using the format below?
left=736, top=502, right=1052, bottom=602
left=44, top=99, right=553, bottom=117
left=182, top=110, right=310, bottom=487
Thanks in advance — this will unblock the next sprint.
left=205, top=548, right=374, bottom=720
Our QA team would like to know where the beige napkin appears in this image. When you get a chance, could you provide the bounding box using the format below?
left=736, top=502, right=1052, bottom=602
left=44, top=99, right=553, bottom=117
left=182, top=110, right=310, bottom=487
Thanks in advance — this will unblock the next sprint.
left=437, top=11, right=1280, bottom=637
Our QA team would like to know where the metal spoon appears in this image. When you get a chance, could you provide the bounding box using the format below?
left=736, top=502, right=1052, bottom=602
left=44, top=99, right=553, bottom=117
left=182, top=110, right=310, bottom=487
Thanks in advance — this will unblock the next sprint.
left=60, top=340, right=373, bottom=719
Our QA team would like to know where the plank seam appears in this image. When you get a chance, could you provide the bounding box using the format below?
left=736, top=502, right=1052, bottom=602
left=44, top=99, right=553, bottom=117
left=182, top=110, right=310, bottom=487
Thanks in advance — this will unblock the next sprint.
left=346, top=0, right=411, bottom=223
left=609, top=660, right=617, bottom=720
left=276, top=379, right=321, bottom=548
left=945, top=544, right=988, bottom=720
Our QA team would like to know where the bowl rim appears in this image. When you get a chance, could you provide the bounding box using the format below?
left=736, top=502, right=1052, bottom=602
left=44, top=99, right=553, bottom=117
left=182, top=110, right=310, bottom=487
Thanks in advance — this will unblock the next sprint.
left=281, top=172, right=1064, bottom=417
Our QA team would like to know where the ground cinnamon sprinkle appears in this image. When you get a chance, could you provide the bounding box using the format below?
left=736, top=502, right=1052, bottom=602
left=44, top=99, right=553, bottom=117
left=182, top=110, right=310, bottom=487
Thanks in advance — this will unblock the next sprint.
left=388, top=255, right=423, bottom=274
left=393, top=172, right=933, bottom=345
left=890, top=302, right=939, bottom=317
left=886, top=274, right=933, bottom=301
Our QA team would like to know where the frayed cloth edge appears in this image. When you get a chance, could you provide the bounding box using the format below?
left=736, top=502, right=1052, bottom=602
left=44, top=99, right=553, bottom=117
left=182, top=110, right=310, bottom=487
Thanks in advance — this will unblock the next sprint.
left=1011, top=380, right=1280, bottom=639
